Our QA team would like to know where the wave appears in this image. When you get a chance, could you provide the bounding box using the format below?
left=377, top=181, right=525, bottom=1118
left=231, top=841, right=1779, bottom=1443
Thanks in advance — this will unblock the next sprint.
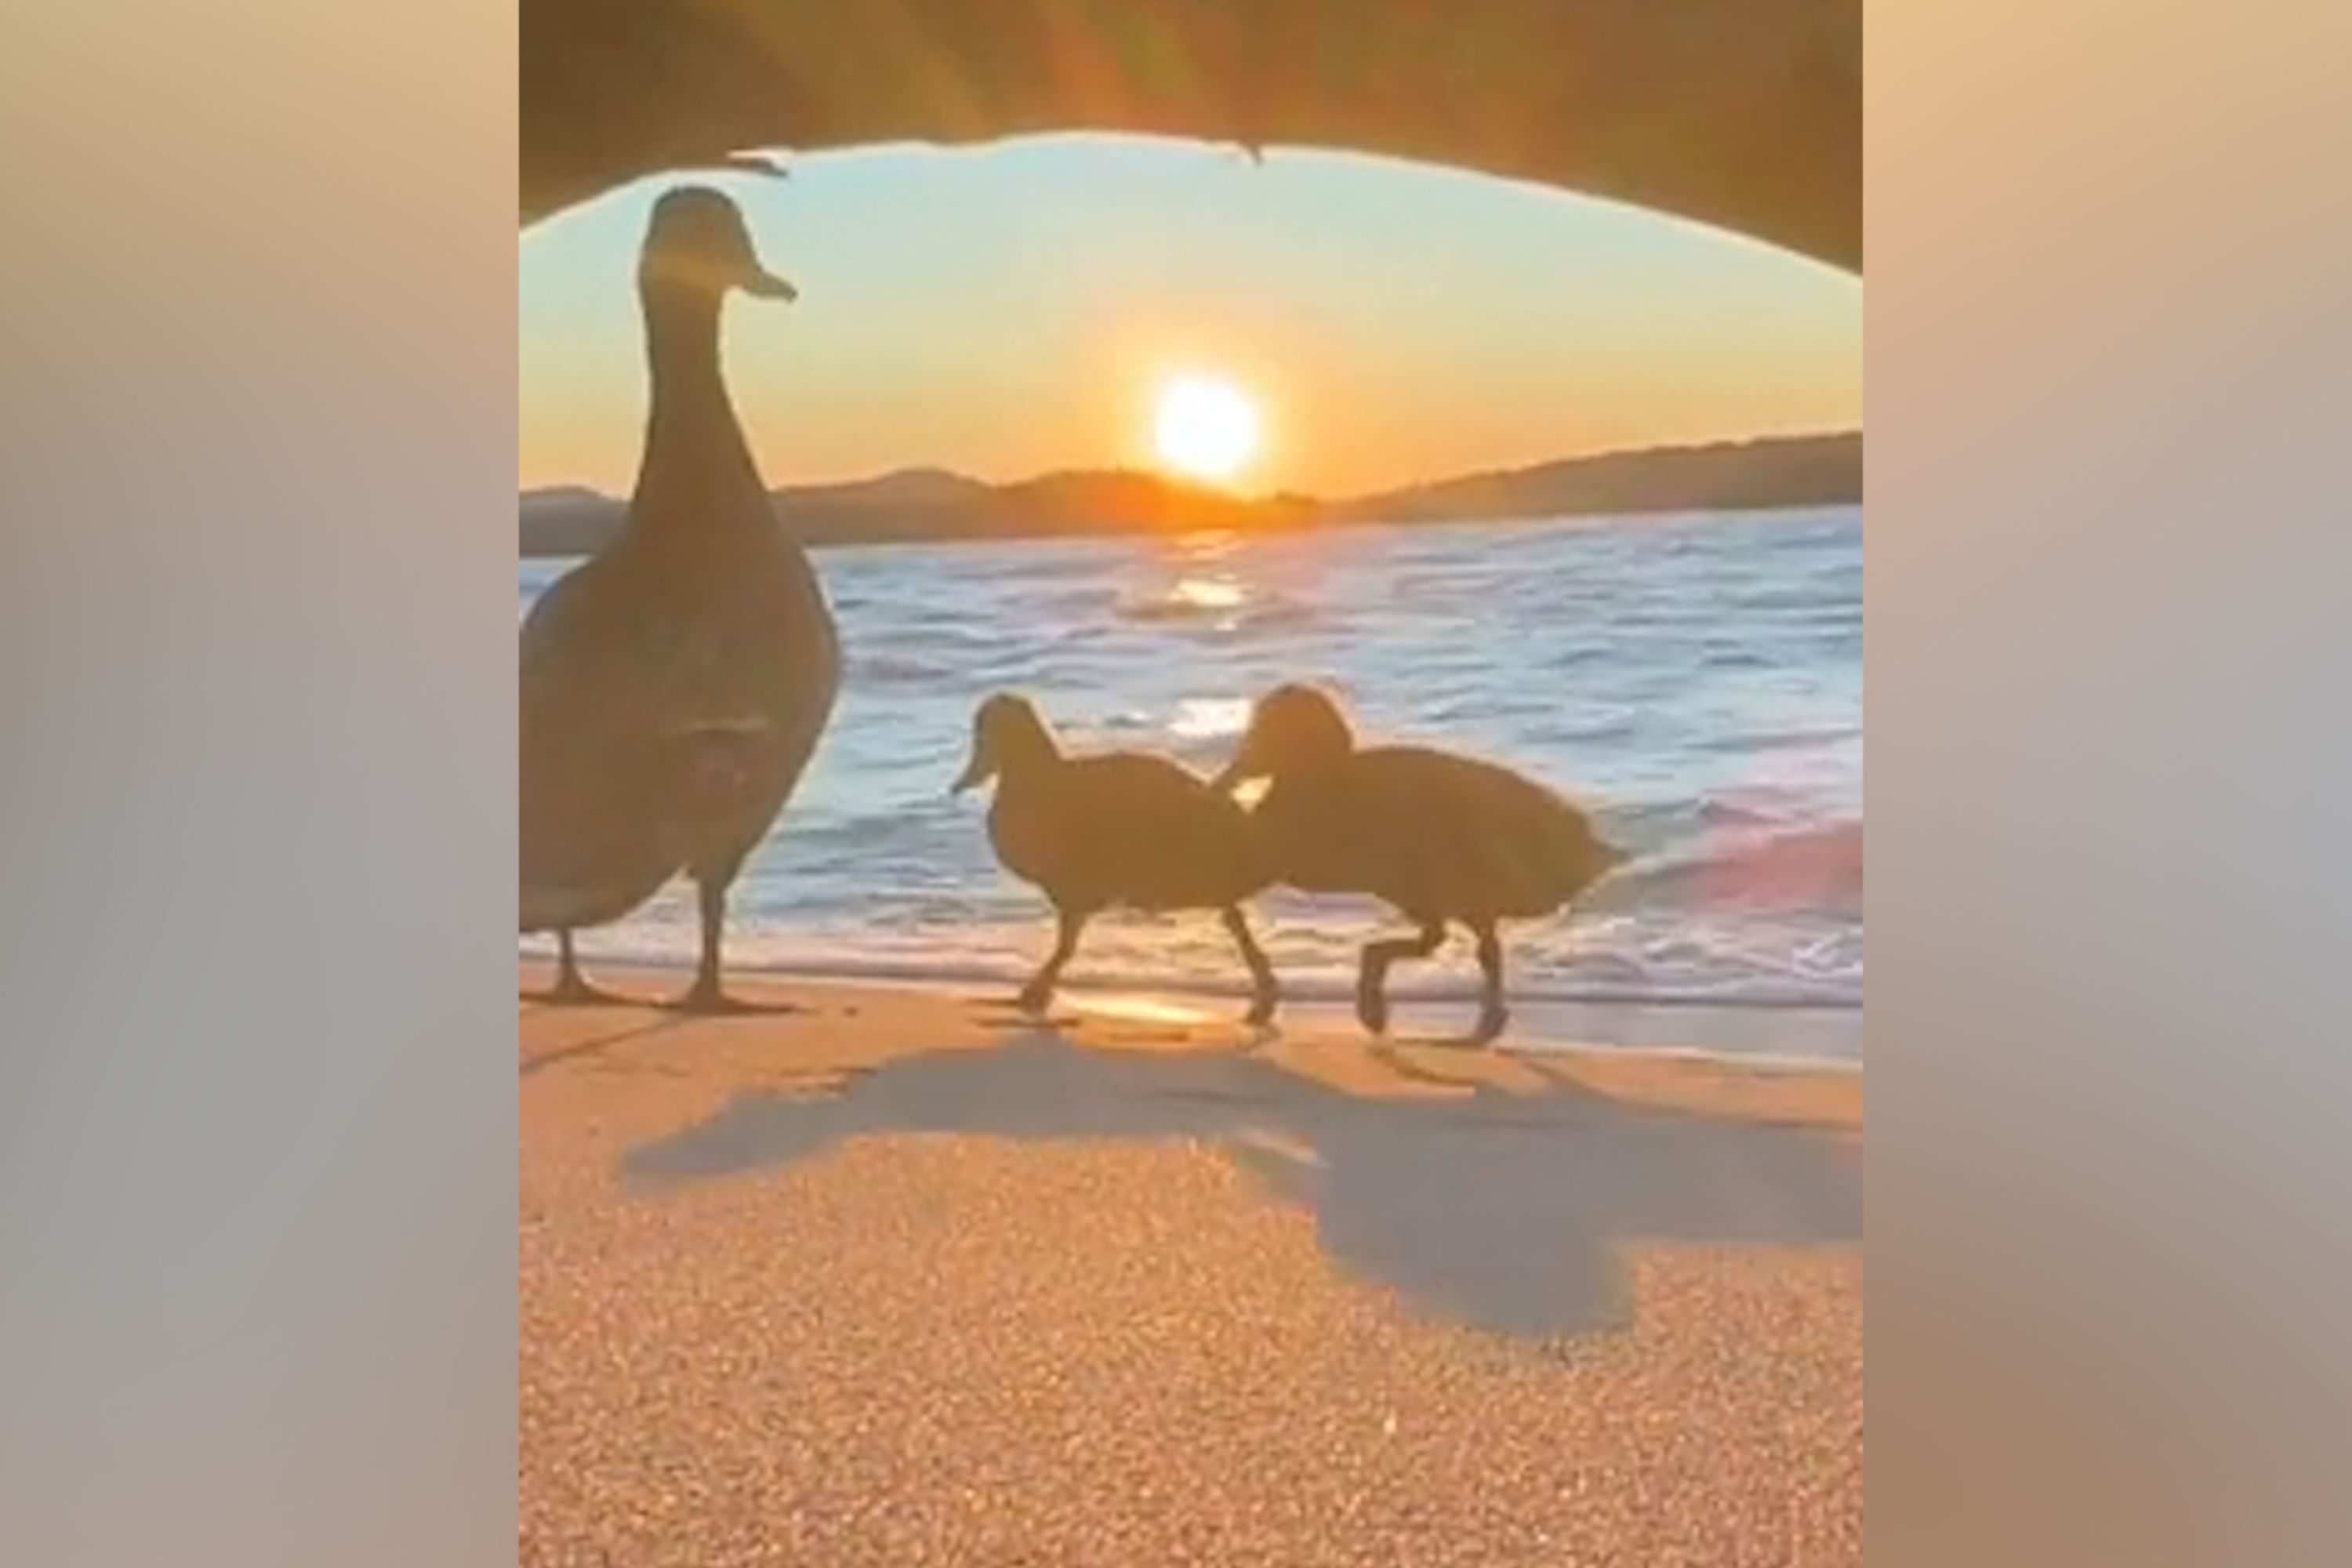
left=532, top=868, right=1863, bottom=1013
left=1597, top=819, right=1862, bottom=914
left=523, top=933, right=1864, bottom=1018
left=1597, top=793, right=1809, bottom=842
left=850, top=651, right=957, bottom=686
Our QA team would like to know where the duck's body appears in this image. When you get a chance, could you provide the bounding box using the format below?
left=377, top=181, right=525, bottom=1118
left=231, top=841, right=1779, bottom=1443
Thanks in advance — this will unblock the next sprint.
left=954, top=695, right=1277, bottom=1022
left=1249, top=745, right=1614, bottom=920
left=520, top=187, right=838, bottom=1009
left=517, top=515, right=837, bottom=928
left=1215, top=687, right=1624, bottom=1044
left=986, top=751, right=1265, bottom=916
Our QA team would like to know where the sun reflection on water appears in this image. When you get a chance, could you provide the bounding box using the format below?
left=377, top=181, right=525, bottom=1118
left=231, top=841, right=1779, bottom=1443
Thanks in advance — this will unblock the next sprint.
left=1170, top=576, right=1245, bottom=611
left=1169, top=697, right=1252, bottom=739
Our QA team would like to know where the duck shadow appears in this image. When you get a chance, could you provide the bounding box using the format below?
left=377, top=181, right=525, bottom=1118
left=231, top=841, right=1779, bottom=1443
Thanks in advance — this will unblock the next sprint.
left=620, top=1033, right=1860, bottom=1340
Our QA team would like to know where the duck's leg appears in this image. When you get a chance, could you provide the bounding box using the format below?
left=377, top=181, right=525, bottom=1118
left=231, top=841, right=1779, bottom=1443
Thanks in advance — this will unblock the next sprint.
left=1468, top=918, right=1510, bottom=1044
left=1356, top=919, right=1446, bottom=1036
left=670, top=875, right=735, bottom=1011
left=1018, top=906, right=1087, bottom=1014
left=528, top=929, right=625, bottom=1006
left=670, top=880, right=808, bottom=1014
left=1221, top=906, right=1280, bottom=1027
left=673, top=871, right=808, bottom=1014
left=552, top=930, right=597, bottom=1000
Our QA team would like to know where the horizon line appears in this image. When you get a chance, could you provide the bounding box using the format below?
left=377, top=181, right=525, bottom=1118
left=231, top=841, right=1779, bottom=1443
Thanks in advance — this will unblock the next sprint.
left=520, top=426, right=1864, bottom=503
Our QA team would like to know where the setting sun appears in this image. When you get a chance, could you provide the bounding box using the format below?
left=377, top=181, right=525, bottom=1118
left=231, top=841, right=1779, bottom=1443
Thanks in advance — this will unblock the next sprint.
left=1153, top=376, right=1261, bottom=484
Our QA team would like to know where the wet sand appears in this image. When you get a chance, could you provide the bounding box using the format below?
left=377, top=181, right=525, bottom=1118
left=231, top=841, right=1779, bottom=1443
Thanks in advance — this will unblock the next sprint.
left=521, top=965, right=1861, bottom=1566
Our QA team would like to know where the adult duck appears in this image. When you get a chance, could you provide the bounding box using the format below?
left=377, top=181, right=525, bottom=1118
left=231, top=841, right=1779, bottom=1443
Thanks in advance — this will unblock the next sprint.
left=1211, top=684, right=1624, bottom=1044
left=521, top=186, right=839, bottom=1010
left=953, top=694, right=1279, bottom=1025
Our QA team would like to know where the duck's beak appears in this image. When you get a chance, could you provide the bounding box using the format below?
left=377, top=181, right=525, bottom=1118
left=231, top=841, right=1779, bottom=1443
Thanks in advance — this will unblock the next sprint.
left=949, top=757, right=988, bottom=797
left=744, top=267, right=797, bottom=302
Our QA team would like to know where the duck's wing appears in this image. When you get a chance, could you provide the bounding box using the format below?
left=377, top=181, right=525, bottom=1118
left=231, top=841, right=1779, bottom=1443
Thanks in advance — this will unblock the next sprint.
left=1037, top=755, right=1261, bottom=906
left=1359, top=748, right=1613, bottom=916
left=518, top=557, right=698, bottom=927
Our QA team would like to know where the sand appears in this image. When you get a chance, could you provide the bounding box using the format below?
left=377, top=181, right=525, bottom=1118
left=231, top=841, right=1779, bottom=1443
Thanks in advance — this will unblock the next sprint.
left=521, top=965, right=1861, bottom=1566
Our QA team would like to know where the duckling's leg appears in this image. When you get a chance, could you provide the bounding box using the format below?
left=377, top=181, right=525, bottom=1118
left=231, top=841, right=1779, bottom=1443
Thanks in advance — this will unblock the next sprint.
left=1018, top=907, right=1087, bottom=1014
left=1221, top=906, right=1280, bottom=1027
left=1468, top=918, right=1510, bottom=1044
left=1356, top=920, right=1446, bottom=1035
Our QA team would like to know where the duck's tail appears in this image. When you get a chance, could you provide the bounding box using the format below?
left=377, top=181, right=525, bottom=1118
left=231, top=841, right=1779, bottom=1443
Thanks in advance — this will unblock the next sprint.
left=1548, top=807, right=1631, bottom=902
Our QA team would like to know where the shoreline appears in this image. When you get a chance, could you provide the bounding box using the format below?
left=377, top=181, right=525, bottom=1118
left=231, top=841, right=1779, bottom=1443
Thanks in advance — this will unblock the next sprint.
left=518, top=960, right=1863, bottom=1130
left=518, top=953, right=1866, bottom=1073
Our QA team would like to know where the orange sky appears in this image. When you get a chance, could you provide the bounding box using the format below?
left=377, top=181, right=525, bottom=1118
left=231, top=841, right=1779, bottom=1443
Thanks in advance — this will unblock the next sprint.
left=520, top=138, right=1861, bottom=499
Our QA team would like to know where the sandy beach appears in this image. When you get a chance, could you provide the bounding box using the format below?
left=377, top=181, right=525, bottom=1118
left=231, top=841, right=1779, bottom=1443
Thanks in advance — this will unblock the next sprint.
left=521, top=965, right=1862, bottom=1566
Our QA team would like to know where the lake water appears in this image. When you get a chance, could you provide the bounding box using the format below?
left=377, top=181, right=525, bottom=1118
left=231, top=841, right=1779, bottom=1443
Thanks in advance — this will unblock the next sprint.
left=521, top=506, right=1862, bottom=1061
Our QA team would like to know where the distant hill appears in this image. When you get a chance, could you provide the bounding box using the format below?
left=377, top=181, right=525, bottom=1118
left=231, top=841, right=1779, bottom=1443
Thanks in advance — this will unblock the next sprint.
left=519, top=431, right=1859, bottom=557
left=517, top=486, right=627, bottom=557
left=1330, top=432, right=1862, bottom=526
left=780, top=466, right=993, bottom=514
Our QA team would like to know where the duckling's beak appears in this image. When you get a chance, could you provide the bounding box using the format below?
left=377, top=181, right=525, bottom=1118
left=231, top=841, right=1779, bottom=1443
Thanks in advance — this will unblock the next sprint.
left=949, top=757, right=988, bottom=797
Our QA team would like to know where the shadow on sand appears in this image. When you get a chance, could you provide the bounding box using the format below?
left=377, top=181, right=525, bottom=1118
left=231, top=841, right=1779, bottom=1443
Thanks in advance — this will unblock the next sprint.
left=622, top=1028, right=1860, bottom=1340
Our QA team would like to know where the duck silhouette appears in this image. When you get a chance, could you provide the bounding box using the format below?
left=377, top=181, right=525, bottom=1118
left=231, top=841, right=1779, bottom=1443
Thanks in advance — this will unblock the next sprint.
left=953, top=694, right=1279, bottom=1024
left=521, top=187, right=840, bottom=1011
left=1213, top=684, right=1625, bottom=1044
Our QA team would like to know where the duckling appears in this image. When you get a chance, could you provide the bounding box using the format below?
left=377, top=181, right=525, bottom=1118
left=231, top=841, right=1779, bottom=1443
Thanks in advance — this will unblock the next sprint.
left=951, top=694, right=1279, bottom=1025
left=520, top=186, right=840, bottom=1011
left=1210, top=684, right=1624, bottom=1044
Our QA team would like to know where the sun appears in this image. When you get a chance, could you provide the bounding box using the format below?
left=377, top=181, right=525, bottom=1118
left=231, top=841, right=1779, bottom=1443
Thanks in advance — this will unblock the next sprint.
left=1153, top=376, right=1261, bottom=485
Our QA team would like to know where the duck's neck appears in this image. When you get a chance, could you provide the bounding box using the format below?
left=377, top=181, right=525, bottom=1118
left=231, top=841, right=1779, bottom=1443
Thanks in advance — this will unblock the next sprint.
left=630, top=281, right=766, bottom=529
left=996, top=739, right=1063, bottom=794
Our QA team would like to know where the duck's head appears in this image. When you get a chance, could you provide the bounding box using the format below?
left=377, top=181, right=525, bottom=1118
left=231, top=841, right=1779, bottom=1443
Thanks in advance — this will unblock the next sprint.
left=639, top=185, right=797, bottom=303
left=951, top=693, right=1060, bottom=795
left=1210, top=684, right=1356, bottom=793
